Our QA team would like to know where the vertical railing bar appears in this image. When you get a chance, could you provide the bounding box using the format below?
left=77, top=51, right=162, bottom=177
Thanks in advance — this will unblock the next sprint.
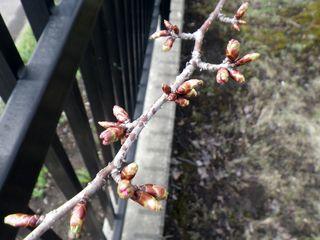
left=112, top=0, right=132, bottom=114
left=100, top=0, right=125, bottom=107
left=22, top=0, right=115, bottom=229
left=0, top=15, right=24, bottom=77
left=135, top=0, right=143, bottom=82
left=64, top=82, right=115, bottom=225
left=122, top=0, right=136, bottom=114
left=46, top=136, right=106, bottom=240
left=130, top=1, right=141, bottom=90
left=20, top=0, right=51, bottom=39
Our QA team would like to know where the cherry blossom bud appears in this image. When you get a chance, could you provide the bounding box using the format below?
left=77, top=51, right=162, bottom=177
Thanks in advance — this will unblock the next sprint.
left=140, top=184, right=168, bottom=200
left=69, top=201, right=87, bottom=239
left=100, top=127, right=124, bottom=145
left=132, top=190, right=162, bottom=212
left=113, top=105, right=129, bottom=123
left=175, top=98, right=190, bottom=107
left=162, top=84, right=172, bottom=95
left=216, top=68, right=229, bottom=84
left=149, top=30, right=169, bottom=40
left=121, top=162, right=138, bottom=180
left=238, top=20, right=247, bottom=25
left=226, top=39, right=240, bottom=61
left=4, top=214, right=41, bottom=228
left=235, top=53, right=260, bottom=66
left=117, top=179, right=135, bottom=199
left=232, top=23, right=241, bottom=31
left=163, top=37, right=175, bottom=52
left=185, top=89, right=198, bottom=98
left=229, top=69, right=245, bottom=83
left=164, top=20, right=173, bottom=30
left=98, top=121, right=118, bottom=129
left=235, top=2, right=249, bottom=19
left=172, top=25, right=180, bottom=34
left=167, top=93, right=178, bottom=101
left=176, top=79, right=204, bottom=95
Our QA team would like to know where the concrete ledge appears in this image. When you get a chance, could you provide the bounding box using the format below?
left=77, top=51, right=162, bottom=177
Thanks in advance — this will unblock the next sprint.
left=121, top=0, right=185, bottom=239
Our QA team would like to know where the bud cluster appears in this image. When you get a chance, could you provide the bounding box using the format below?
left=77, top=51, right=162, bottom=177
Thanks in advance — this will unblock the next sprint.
left=99, top=105, right=131, bottom=145
left=162, top=79, right=204, bottom=107
left=150, top=20, right=180, bottom=52
left=232, top=2, right=249, bottom=31
left=68, top=200, right=87, bottom=239
left=216, top=39, right=260, bottom=85
left=117, top=163, right=168, bottom=212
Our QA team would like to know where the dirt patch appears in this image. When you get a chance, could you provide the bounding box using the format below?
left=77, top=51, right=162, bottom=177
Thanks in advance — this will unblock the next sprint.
left=164, top=0, right=320, bottom=239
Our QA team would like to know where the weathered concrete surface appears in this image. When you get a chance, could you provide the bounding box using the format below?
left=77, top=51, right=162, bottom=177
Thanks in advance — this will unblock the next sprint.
left=121, top=0, right=185, bottom=239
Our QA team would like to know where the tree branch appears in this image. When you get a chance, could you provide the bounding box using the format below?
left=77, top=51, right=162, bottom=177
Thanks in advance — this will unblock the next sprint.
left=21, top=1, right=246, bottom=239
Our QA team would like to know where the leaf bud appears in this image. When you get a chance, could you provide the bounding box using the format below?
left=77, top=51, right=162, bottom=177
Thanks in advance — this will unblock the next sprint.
left=229, top=69, right=245, bottom=83
left=140, top=184, right=168, bottom=200
left=216, top=68, right=229, bottom=84
left=132, top=190, right=162, bottom=212
left=235, top=53, right=260, bottom=66
left=226, top=39, right=240, bottom=61
left=113, top=105, right=129, bottom=123
left=121, top=162, right=138, bottom=180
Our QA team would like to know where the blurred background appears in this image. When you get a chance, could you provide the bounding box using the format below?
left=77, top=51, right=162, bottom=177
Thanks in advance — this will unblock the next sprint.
left=164, top=0, right=320, bottom=239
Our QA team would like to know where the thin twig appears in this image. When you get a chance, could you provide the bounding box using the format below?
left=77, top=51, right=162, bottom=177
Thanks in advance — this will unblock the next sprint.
left=24, top=1, right=228, bottom=239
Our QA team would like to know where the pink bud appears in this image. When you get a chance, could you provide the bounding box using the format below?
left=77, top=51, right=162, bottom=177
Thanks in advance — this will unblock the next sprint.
left=235, top=53, right=260, bottom=66
left=185, top=89, right=198, bottom=98
left=162, top=37, right=175, bottom=52
left=69, top=201, right=87, bottom=239
left=149, top=30, right=170, bottom=40
left=176, top=79, right=204, bottom=95
left=140, top=184, right=168, bottom=200
left=98, top=121, right=118, bottom=129
left=132, top=190, right=162, bottom=212
left=216, top=68, right=229, bottom=84
left=235, top=2, right=249, bottom=19
left=167, top=93, right=178, bottom=101
left=4, top=214, right=41, bottom=228
left=113, top=105, right=129, bottom=123
left=162, top=84, right=172, bottom=95
left=121, top=162, right=138, bottom=180
left=229, top=69, right=245, bottom=83
left=100, top=127, right=125, bottom=145
left=226, top=39, right=240, bottom=61
left=175, top=98, right=190, bottom=107
left=117, top=179, right=135, bottom=199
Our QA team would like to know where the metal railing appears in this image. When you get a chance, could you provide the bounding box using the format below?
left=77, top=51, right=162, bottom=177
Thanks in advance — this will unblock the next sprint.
left=0, top=0, right=170, bottom=239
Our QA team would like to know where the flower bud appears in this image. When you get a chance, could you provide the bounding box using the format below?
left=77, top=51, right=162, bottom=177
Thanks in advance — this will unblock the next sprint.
left=235, top=2, right=249, bottom=19
left=69, top=201, right=87, bottom=239
left=149, top=30, right=169, bottom=40
left=216, top=68, right=229, bottom=84
left=140, top=184, right=168, bottom=200
left=232, top=23, right=240, bottom=31
left=185, top=89, right=198, bottom=98
left=121, top=162, right=138, bottom=180
left=175, top=98, right=190, bottom=107
left=113, top=105, right=129, bottom=123
left=167, top=93, right=178, bottom=101
left=229, top=69, right=245, bottom=83
left=100, top=127, right=124, bottom=145
left=162, top=84, right=172, bottom=95
left=117, top=180, right=135, bottom=199
left=226, top=39, right=240, bottom=61
left=132, top=190, right=162, bottom=212
left=176, top=79, right=204, bottom=95
left=235, top=53, right=260, bottom=66
left=164, top=20, right=173, bottom=30
left=98, top=121, right=118, bottom=129
left=172, top=25, right=180, bottom=34
left=4, top=214, right=41, bottom=228
left=162, top=37, right=175, bottom=52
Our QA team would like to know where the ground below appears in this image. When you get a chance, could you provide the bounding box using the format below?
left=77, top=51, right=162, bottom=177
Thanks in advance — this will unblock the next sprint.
left=164, top=0, right=320, bottom=239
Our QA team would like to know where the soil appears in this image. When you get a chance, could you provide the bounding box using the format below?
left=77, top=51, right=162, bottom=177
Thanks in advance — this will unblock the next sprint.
left=164, top=0, right=320, bottom=239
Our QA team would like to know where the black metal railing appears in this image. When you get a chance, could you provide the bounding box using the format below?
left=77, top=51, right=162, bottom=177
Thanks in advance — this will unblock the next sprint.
left=0, top=0, right=170, bottom=239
